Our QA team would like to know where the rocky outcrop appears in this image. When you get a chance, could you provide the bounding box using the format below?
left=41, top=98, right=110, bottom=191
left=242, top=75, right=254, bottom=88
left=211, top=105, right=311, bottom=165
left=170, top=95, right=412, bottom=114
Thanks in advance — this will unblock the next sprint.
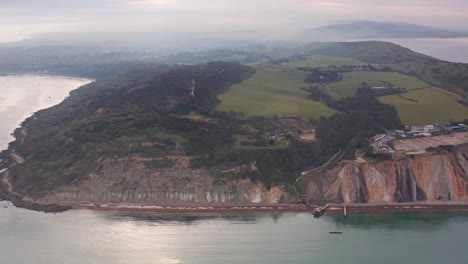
left=38, top=156, right=288, bottom=205
left=307, top=144, right=468, bottom=204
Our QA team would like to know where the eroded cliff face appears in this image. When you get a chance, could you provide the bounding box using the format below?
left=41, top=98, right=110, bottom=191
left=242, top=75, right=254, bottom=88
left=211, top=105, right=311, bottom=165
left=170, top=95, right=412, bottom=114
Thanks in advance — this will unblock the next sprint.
left=38, top=156, right=288, bottom=205
left=22, top=145, right=468, bottom=206
left=307, top=145, right=468, bottom=204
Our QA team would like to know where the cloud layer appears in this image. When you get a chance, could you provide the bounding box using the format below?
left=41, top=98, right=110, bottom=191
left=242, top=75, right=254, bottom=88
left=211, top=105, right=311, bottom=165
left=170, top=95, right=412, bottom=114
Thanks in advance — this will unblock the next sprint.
left=1, top=0, right=467, bottom=42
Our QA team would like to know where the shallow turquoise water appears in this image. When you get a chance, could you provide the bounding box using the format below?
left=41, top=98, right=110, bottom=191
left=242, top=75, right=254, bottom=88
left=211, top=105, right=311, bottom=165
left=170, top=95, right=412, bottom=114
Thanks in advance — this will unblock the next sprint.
left=0, top=201, right=467, bottom=264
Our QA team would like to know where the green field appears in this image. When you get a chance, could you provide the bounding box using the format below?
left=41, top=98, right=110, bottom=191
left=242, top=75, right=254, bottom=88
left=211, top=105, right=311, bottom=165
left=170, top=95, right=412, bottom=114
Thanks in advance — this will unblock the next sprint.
left=379, top=87, right=468, bottom=125
left=324, top=71, right=431, bottom=99
left=391, top=62, right=468, bottom=97
left=216, top=68, right=337, bottom=119
left=282, top=56, right=365, bottom=68
left=326, top=80, right=383, bottom=98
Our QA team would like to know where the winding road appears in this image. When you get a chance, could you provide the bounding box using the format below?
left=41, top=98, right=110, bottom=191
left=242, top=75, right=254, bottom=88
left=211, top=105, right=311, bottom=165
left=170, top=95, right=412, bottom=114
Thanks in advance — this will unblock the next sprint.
left=291, top=149, right=342, bottom=206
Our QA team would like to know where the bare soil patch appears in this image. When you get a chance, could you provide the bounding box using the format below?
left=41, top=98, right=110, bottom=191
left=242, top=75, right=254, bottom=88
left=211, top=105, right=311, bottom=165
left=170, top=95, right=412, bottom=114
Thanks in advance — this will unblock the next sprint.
left=394, top=132, right=468, bottom=152
left=299, top=133, right=315, bottom=141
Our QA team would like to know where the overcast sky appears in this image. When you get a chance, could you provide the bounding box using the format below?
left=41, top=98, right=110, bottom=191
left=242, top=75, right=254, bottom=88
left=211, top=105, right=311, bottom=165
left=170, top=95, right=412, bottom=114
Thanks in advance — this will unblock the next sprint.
left=1, top=0, right=468, bottom=42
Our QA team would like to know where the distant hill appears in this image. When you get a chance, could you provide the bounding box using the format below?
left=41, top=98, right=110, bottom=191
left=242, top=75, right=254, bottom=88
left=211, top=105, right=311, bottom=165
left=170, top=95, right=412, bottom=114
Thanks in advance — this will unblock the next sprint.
left=305, top=21, right=468, bottom=41
left=299, top=41, right=437, bottom=64
left=0, top=43, right=156, bottom=79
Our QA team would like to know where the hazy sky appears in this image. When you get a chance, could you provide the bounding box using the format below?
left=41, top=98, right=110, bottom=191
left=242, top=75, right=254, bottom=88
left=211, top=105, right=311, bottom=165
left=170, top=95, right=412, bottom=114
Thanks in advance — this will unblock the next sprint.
left=1, top=0, right=468, bottom=42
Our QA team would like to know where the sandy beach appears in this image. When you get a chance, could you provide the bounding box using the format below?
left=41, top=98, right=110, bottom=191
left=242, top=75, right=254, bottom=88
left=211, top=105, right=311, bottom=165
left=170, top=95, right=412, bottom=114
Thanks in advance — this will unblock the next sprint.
left=71, top=202, right=468, bottom=215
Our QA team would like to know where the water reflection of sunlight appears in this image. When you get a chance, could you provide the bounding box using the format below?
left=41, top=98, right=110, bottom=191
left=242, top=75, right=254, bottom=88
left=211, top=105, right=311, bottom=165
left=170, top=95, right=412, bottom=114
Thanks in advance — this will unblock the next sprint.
left=100, top=216, right=189, bottom=264
left=0, top=75, right=91, bottom=150
left=160, top=257, right=185, bottom=264
left=94, top=212, right=295, bottom=264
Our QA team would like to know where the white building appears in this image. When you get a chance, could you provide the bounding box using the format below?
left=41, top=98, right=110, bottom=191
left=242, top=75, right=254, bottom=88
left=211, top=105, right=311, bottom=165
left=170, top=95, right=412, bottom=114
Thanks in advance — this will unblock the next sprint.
left=424, top=125, right=435, bottom=132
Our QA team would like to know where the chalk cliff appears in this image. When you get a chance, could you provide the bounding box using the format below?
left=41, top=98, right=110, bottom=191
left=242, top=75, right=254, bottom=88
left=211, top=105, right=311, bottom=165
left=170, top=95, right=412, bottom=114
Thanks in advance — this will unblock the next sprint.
left=307, top=144, right=468, bottom=204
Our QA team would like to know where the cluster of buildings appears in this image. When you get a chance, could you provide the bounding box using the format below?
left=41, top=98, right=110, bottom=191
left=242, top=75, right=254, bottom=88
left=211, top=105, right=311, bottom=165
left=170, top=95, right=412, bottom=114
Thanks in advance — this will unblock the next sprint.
left=396, top=123, right=467, bottom=138
left=298, top=64, right=384, bottom=74
left=370, top=134, right=395, bottom=154
left=324, top=64, right=380, bottom=73
left=369, top=123, right=468, bottom=155
left=369, top=82, right=397, bottom=91
left=268, top=132, right=283, bottom=144
left=393, top=125, right=439, bottom=138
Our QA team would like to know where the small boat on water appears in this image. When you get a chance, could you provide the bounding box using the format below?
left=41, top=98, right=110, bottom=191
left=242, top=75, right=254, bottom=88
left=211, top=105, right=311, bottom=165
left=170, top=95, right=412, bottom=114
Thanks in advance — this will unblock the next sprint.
left=329, top=232, right=343, bottom=234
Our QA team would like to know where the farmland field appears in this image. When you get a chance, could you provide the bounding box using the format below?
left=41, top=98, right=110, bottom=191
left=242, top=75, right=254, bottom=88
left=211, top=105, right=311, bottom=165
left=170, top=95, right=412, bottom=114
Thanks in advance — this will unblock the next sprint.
left=324, top=71, right=431, bottom=99
left=325, top=79, right=383, bottom=98
left=379, top=87, right=468, bottom=125
left=216, top=68, right=337, bottom=119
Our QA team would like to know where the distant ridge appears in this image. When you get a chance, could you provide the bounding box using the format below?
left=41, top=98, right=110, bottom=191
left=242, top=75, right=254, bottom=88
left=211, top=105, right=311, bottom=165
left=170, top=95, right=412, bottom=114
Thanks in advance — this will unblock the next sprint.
left=305, top=21, right=468, bottom=41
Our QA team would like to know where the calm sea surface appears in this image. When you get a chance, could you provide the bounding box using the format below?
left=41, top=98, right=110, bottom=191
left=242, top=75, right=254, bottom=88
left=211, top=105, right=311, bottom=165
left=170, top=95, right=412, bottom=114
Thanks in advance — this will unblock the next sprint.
left=0, top=201, right=467, bottom=264
left=0, top=74, right=91, bottom=150
left=1, top=70, right=468, bottom=263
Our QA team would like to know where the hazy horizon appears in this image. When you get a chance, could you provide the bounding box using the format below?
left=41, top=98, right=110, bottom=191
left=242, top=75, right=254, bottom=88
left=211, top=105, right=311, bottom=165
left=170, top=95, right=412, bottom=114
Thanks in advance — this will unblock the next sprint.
left=2, top=0, right=468, bottom=43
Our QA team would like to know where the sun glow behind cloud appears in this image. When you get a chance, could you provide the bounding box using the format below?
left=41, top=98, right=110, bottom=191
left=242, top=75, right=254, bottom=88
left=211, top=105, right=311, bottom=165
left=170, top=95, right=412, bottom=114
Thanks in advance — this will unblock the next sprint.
left=135, top=0, right=174, bottom=4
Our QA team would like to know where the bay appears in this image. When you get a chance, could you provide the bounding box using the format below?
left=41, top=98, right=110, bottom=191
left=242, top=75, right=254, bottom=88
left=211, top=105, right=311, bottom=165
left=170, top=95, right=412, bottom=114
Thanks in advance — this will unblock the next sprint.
left=0, top=74, right=92, bottom=150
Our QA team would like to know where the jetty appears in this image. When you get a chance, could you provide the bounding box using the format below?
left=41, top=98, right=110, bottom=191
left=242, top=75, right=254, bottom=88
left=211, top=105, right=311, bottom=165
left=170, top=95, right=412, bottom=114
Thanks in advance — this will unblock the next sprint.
left=312, top=204, right=329, bottom=218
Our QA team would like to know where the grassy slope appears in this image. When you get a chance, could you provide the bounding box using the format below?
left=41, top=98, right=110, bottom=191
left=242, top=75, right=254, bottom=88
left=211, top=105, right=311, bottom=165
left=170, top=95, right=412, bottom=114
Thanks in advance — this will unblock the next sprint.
left=379, top=87, right=468, bottom=125
left=391, top=62, right=468, bottom=97
left=303, top=41, right=435, bottom=64
left=325, top=71, right=431, bottom=99
left=216, top=68, right=337, bottom=119
left=282, top=55, right=365, bottom=68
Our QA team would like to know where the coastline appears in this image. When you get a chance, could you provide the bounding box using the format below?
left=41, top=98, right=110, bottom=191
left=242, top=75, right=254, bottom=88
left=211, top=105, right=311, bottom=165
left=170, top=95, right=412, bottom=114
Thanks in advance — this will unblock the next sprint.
left=0, top=74, right=93, bottom=150
left=0, top=72, right=95, bottom=83
left=0, top=73, right=94, bottom=213
left=72, top=202, right=468, bottom=215
left=2, top=74, right=468, bottom=216
left=2, top=174, right=468, bottom=215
